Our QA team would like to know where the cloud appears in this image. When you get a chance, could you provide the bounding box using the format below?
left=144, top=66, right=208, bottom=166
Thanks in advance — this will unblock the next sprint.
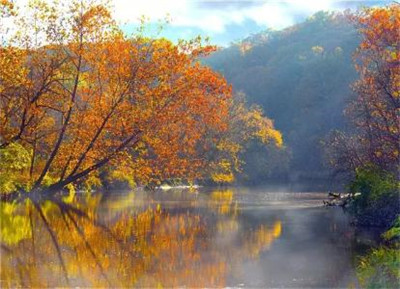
left=195, top=0, right=265, bottom=10
left=112, top=0, right=341, bottom=34
left=10, top=0, right=384, bottom=46
left=113, top=0, right=241, bottom=33
left=11, top=0, right=375, bottom=34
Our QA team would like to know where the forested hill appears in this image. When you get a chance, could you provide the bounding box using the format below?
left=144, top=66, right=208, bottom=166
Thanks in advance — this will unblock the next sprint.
left=204, top=11, right=360, bottom=185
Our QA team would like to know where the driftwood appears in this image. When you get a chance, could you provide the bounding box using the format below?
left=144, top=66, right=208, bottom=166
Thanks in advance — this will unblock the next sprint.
left=323, top=192, right=355, bottom=207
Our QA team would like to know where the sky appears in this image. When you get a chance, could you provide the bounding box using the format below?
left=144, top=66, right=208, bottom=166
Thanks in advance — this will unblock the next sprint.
left=115, top=0, right=386, bottom=46
left=11, top=0, right=386, bottom=46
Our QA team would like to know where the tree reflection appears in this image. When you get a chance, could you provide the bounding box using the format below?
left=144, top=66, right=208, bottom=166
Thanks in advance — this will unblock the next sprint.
left=0, top=189, right=282, bottom=288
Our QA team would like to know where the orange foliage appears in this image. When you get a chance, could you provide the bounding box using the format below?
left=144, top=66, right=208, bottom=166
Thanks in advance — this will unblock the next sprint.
left=328, top=5, right=400, bottom=172
left=0, top=0, right=233, bottom=192
left=347, top=4, right=400, bottom=170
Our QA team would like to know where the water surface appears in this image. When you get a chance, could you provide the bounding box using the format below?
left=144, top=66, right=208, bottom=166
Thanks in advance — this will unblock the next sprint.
left=0, top=187, right=378, bottom=288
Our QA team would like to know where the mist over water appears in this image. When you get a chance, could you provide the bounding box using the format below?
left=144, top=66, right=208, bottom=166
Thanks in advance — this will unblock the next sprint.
left=1, top=187, right=379, bottom=288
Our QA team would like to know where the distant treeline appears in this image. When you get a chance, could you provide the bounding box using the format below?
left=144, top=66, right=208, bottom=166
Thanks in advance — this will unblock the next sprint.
left=204, top=11, right=360, bottom=187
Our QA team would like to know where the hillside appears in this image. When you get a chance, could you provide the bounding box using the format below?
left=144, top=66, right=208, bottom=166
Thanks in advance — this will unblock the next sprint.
left=204, top=11, right=360, bottom=186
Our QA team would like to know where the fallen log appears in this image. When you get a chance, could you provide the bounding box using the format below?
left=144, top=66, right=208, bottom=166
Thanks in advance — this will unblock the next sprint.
left=324, top=192, right=354, bottom=207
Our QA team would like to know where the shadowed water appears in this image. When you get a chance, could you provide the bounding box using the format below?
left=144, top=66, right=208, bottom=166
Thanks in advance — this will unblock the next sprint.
left=0, top=187, right=379, bottom=288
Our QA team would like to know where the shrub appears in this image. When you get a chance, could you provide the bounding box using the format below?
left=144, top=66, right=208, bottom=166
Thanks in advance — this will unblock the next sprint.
left=349, top=167, right=399, bottom=227
left=357, top=217, right=400, bottom=289
left=357, top=246, right=400, bottom=289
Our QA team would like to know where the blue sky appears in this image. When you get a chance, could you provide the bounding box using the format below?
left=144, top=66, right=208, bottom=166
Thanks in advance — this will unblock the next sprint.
left=13, top=0, right=387, bottom=46
left=117, top=0, right=386, bottom=46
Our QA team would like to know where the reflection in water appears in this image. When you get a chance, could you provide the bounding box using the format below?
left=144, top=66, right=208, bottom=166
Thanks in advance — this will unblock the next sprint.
left=1, top=189, right=282, bottom=288
left=0, top=188, right=374, bottom=288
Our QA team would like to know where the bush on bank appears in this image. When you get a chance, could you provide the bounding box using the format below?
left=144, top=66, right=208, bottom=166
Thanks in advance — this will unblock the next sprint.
left=348, top=167, right=399, bottom=227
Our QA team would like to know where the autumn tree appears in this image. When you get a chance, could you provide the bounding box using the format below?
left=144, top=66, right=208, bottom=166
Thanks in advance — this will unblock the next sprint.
left=0, top=0, right=232, bottom=195
left=0, top=0, right=281, bottom=195
left=206, top=93, right=282, bottom=183
left=326, top=4, right=399, bottom=174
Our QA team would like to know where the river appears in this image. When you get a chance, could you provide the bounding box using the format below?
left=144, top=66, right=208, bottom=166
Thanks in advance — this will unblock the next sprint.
left=0, top=187, right=380, bottom=288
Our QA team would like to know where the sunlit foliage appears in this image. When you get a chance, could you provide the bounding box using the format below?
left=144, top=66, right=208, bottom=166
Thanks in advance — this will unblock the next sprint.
left=0, top=0, right=281, bottom=194
left=0, top=143, right=32, bottom=193
left=209, top=94, right=282, bottom=183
